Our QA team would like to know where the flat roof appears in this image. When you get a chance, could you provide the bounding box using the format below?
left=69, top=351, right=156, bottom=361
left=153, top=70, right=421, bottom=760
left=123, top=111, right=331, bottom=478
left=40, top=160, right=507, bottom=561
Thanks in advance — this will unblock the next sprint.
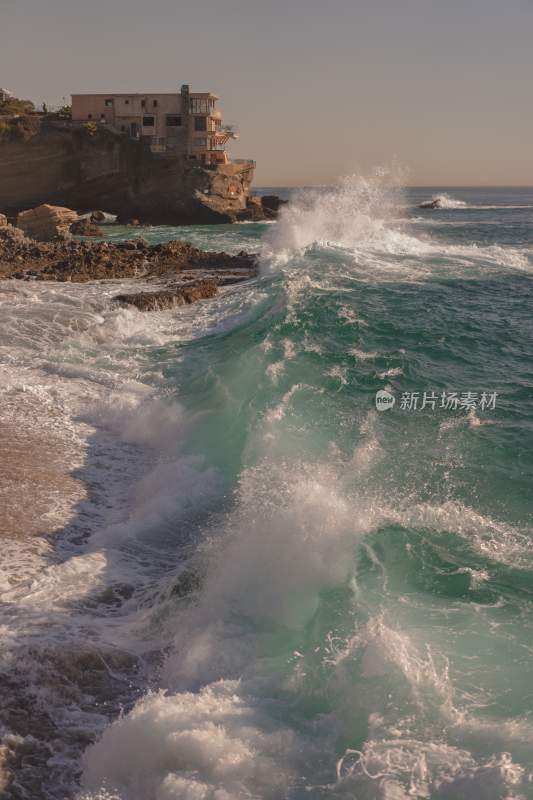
left=71, top=92, right=219, bottom=99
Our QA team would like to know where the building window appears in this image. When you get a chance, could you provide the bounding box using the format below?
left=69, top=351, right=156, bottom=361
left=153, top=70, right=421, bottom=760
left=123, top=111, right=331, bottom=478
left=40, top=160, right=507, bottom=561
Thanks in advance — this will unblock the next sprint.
left=141, top=99, right=146, bottom=108
left=194, top=137, right=207, bottom=149
left=105, top=99, right=113, bottom=107
left=88, top=114, right=93, bottom=119
left=194, top=116, right=207, bottom=131
left=166, top=115, right=181, bottom=127
left=190, top=98, right=209, bottom=114
left=100, top=113, right=105, bottom=120
left=125, top=99, right=130, bottom=105
left=153, top=99, right=158, bottom=108
left=143, top=116, right=155, bottom=127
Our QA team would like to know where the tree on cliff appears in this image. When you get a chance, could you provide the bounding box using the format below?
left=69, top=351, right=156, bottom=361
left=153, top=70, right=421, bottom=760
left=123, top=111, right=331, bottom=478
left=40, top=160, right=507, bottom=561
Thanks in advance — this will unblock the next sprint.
left=0, top=95, right=39, bottom=142
left=0, top=95, right=35, bottom=116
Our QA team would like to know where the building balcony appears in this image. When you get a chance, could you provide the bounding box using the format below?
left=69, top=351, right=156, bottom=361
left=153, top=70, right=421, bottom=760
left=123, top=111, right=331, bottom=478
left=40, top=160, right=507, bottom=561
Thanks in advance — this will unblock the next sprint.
left=213, top=127, right=239, bottom=143
left=231, top=158, right=256, bottom=171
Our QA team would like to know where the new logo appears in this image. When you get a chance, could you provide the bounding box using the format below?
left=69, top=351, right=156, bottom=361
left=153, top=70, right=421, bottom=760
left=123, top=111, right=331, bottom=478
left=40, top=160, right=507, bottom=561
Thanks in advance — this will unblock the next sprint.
left=375, top=390, right=395, bottom=411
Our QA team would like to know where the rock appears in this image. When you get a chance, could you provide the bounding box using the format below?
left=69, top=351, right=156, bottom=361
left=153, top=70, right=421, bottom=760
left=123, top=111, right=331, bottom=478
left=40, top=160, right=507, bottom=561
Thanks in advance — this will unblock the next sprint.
left=261, top=195, right=286, bottom=214
left=114, top=280, right=218, bottom=311
left=116, top=216, right=142, bottom=225
left=419, top=199, right=441, bottom=209
left=90, top=210, right=106, bottom=223
left=0, top=223, right=32, bottom=248
left=16, top=204, right=80, bottom=242
left=261, top=194, right=288, bottom=219
left=70, top=219, right=102, bottom=236
left=0, top=223, right=256, bottom=283
left=241, top=195, right=268, bottom=222
left=0, top=213, right=8, bottom=227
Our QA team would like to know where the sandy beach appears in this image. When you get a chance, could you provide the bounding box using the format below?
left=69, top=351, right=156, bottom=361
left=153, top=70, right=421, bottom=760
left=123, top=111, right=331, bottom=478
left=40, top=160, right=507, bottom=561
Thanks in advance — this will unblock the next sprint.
left=0, top=415, right=87, bottom=539
left=1, top=373, right=88, bottom=528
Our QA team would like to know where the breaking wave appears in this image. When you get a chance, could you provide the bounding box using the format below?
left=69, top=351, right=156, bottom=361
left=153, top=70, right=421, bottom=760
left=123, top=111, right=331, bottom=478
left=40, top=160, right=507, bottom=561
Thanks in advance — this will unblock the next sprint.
left=426, top=193, right=468, bottom=209
left=1, top=175, right=532, bottom=799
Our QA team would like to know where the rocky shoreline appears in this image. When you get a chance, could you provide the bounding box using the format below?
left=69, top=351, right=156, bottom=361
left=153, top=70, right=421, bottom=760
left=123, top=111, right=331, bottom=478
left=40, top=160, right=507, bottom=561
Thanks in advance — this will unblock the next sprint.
left=0, top=216, right=257, bottom=308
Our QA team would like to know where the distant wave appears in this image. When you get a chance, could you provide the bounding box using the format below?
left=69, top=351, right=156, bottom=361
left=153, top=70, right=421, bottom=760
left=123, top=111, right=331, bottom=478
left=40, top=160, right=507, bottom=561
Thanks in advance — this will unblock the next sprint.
left=421, top=193, right=468, bottom=210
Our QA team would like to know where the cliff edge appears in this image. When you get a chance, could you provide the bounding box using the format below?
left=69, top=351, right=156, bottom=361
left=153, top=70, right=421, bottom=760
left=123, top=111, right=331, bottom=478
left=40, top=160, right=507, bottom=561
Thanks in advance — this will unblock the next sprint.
left=0, top=117, right=266, bottom=224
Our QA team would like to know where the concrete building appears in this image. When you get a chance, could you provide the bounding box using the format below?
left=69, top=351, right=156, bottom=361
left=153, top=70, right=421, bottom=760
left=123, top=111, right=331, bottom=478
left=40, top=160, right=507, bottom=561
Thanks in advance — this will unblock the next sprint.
left=0, top=88, right=13, bottom=103
left=71, top=85, right=239, bottom=166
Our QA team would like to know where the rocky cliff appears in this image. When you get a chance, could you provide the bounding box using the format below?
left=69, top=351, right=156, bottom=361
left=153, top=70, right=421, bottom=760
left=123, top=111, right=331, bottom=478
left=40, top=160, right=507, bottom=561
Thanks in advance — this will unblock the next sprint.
left=0, top=117, right=262, bottom=224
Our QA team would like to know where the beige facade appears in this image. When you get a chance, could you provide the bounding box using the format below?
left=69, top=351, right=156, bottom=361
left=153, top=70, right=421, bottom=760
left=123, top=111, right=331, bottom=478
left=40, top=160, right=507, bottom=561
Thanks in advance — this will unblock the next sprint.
left=71, top=85, right=238, bottom=166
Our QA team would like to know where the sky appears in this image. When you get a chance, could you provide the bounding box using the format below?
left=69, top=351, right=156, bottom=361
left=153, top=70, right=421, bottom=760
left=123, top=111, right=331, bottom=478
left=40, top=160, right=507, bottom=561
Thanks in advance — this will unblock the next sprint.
left=1, top=0, right=532, bottom=186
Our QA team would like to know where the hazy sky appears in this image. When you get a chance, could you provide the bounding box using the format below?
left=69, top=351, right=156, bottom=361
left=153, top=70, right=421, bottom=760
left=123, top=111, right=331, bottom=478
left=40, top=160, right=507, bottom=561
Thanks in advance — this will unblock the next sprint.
left=1, top=0, right=532, bottom=186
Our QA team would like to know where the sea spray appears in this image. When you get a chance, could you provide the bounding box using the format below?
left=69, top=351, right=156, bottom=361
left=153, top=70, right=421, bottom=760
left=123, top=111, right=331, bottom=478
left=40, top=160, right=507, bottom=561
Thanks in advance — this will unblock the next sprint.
left=260, top=169, right=406, bottom=269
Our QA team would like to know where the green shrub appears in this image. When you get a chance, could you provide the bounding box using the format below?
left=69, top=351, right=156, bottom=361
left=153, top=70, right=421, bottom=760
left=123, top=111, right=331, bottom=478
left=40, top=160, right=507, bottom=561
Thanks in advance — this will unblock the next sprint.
left=82, top=121, right=98, bottom=136
left=0, top=97, right=35, bottom=116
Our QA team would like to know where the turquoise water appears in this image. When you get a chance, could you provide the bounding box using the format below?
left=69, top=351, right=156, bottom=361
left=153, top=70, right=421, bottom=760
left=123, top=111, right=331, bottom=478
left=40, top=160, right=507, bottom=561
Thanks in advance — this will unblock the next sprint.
left=2, top=179, right=533, bottom=798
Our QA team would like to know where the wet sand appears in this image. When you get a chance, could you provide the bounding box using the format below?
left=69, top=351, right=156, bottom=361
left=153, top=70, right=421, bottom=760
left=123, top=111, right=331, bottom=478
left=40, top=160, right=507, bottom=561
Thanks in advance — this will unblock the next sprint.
left=0, top=386, right=90, bottom=797
left=0, top=391, right=87, bottom=539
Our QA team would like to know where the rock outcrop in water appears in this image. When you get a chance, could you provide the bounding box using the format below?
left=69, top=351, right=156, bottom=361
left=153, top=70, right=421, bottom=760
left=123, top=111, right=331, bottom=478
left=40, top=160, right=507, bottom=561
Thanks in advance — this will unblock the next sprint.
left=114, top=280, right=218, bottom=311
left=69, top=218, right=103, bottom=236
left=0, top=222, right=256, bottom=286
left=419, top=198, right=442, bottom=209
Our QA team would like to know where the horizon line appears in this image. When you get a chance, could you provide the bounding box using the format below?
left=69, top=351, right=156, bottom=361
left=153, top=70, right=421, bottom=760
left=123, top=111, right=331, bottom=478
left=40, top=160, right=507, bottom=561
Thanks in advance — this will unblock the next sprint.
left=254, top=183, right=533, bottom=189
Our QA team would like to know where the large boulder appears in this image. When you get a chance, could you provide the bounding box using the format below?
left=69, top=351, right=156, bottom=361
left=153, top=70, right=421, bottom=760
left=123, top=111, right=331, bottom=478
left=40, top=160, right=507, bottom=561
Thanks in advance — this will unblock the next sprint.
left=241, top=195, right=267, bottom=222
left=16, top=204, right=80, bottom=242
left=261, top=194, right=286, bottom=218
left=0, top=213, right=8, bottom=227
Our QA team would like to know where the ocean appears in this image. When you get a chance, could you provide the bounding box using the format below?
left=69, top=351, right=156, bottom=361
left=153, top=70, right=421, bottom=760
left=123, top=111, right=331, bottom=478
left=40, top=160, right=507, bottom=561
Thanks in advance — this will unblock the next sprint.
left=1, top=178, right=532, bottom=799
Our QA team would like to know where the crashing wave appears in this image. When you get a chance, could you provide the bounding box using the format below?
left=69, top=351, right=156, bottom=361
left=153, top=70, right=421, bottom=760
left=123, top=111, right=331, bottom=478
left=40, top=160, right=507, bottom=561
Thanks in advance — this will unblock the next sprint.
left=419, top=193, right=468, bottom=210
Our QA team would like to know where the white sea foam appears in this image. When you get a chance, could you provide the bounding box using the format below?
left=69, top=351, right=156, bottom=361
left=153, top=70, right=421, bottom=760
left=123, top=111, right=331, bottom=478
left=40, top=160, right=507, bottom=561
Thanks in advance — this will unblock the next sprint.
left=0, top=277, right=261, bottom=795
left=260, top=169, right=406, bottom=269
left=79, top=429, right=533, bottom=799
left=349, top=347, right=378, bottom=360
left=427, top=193, right=468, bottom=209
left=377, top=366, right=403, bottom=379
left=81, top=459, right=368, bottom=799
left=258, top=172, right=532, bottom=281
